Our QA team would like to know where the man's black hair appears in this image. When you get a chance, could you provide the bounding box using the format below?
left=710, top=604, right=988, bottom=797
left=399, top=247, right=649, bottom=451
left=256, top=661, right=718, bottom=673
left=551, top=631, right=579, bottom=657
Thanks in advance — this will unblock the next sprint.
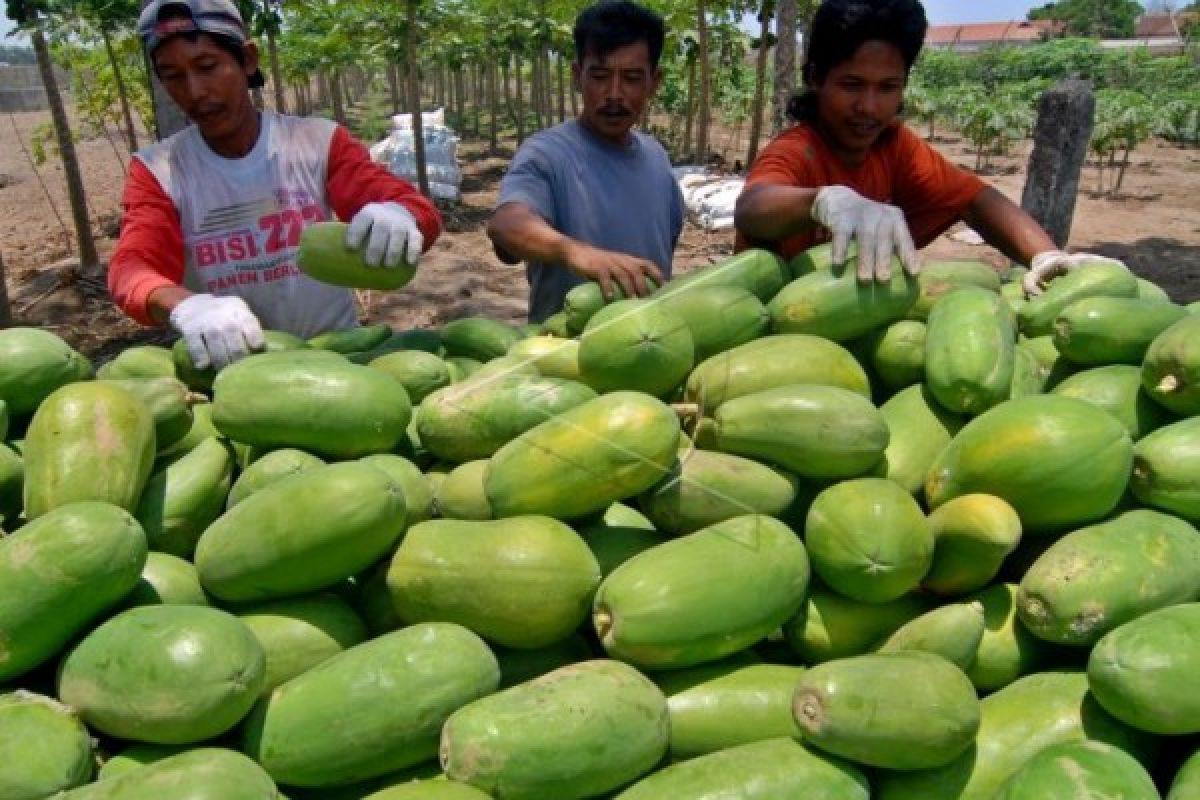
left=787, top=0, right=927, bottom=122
left=573, top=1, right=666, bottom=69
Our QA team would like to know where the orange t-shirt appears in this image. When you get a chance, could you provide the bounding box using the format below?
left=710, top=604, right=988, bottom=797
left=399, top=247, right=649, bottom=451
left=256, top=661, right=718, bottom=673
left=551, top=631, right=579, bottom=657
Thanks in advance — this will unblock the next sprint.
left=736, top=121, right=986, bottom=260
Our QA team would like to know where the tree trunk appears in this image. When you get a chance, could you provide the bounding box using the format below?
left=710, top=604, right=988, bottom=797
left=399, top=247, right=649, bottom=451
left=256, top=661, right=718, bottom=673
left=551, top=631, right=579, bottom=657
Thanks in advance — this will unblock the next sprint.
left=1115, top=146, right=1132, bottom=194
left=695, top=0, right=712, bottom=163
left=557, top=52, right=567, bottom=123
left=0, top=251, right=11, bottom=329
left=32, top=22, right=99, bottom=273
left=264, top=17, right=286, bottom=114
left=330, top=70, right=347, bottom=127
left=746, top=0, right=773, bottom=168
left=683, top=57, right=697, bottom=160
left=488, top=62, right=500, bottom=151
left=514, top=54, right=527, bottom=143
left=387, top=62, right=401, bottom=114
left=456, top=66, right=466, bottom=129
left=473, top=63, right=482, bottom=136
left=406, top=0, right=430, bottom=197
left=101, top=28, right=139, bottom=153
left=772, top=0, right=797, bottom=133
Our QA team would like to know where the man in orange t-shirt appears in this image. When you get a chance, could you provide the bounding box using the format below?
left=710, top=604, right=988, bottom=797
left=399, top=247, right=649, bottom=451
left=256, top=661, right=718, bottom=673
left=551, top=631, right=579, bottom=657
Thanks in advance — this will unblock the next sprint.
left=735, top=0, right=1121, bottom=295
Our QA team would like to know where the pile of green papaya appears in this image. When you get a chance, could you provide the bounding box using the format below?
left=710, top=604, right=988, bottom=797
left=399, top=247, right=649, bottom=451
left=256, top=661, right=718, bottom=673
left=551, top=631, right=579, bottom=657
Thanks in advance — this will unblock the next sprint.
left=2, top=243, right=1200, bottom=800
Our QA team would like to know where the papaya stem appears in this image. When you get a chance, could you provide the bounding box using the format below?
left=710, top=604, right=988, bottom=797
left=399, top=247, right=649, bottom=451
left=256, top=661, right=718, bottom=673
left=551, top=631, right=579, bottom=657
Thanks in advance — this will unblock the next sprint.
left=1158, top=375, right=1181, bottom=394
left=671, top=402, right=700, bottom=419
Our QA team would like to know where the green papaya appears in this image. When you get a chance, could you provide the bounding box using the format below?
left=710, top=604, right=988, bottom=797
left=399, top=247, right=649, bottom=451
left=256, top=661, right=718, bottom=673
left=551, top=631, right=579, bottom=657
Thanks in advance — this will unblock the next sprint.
left=794, top=651, right=980, bottom=770
left=860, top=319, right=926, bottom=393
left=614, top=737, right=869, bottom=800
left=564, top=281, right=625, bottom=335
left=236, top=593, right=369, bottom=697
left=665, top=664, right=806, bottom=759
left=708, top=385, right=888, bottom=479
left=363, top=782, right=492, bottom=800
left=925, top=286, right=1017, bottom=414
left=494, top=634, right=596, bottom=689
left=486, top=391, right=679, bottom=520
left=578, top=298, right=694, bottom=398
left=299, top=221, right=417, bottom=289
left=657, top=284, right=770, bottom=362
left=576, top=503, right=666, bottom=577
left=125, top=551, right=209, bottom=607
left=684, top=334, right=871, bottom=410
left=0, top=327, right=93, bottom=416
left=1088, top=602, right=1200, bottom=735
left=876, top=601, right=987, bottom=668
left=195, top=461, right=407, bottom=604
left=1017, top=510, right=1200, bottom=646
left=594, top=515, right=809, bottom=669
left=23, top=381, right=155, bottom=519
left=805, top=478, right=933, bottom=604
left=0, top=443, right=23, bottom=523
left=658, top=248, right=787, bottom=302
left=1137, top=277, right=1171, bottom=302
left=96, top=344, right=176, bottom=380
left=964, top=583, right=1051, bottom=691
left=926, top=395, right=1133, bottom=534
left=55, top=749, right=277, bottom=800
left=58, top=605, right=265, bottom=744
left=910, top=260, right=1002, bottom=320
left=638, top=449, right=797, bottom=535
left=243, top=623, right=499, bottom=787
left=226, top=447, right=323, bottom=509
left=440, top=317, right=524, bottom=361
left=875, top=384, right=964, bottom=495
left=1052, top=296, right=1187, bottom=365
left=361, top=453, right=434, bottom=524
left=1009, top=344, right=1049, bottom=399
left=1051, top=364, right=1173, bottom=439
left=1131, top=417, right=1200, bottom=523
left=97, top=744, right=190, bottom=781
left=1018, top=260, right=1139, bottom=336
left=0, top=502, right=147, bottom=682
left=441, top=659, right=669, bottom=800
left=135, top=436, right=235, bottom=558
left=782, top=586, right=931, bottom=664
left=875, top=670, right=1152, bottom=800
left=0, top=691, right=93, bottom=798
left=212, top=351, right=411, bottom=459
left=100, top=376, right=194, bottom=452
left=1170, top=747, right=1200, bottom=800
left=540, top=310, right=571, bottom=338
left=172, top=330, right=314, bottom=391
left=417, top=373, right=597, bottom=463
left=367, top=350, right=453, bottom=403
left=923, top=494, right=1022, bottom=596
left=994, top=740, right=1159, bottom=800
left=769, top=261, right=919, bottom=341
left=434, top=459, right=493, bottom=520
left=1143, top=314, right=1200, bottom=416
left=507, top=335, right=581, bottom=381
left=153, top=401, right=220, bottom=468
left=387, top=516, right=601, bottom=649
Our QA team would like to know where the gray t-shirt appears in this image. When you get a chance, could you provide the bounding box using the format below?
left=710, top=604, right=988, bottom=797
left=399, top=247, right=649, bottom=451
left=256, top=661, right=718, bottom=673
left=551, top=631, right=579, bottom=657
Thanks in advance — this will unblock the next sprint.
left=497, top=120, right=685, bottom=323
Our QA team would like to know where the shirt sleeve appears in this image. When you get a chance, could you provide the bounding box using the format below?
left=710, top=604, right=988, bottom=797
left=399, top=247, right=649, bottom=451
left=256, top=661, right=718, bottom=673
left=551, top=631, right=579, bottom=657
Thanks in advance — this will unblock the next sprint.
left=743, top=129, right=822, bottom=190
left=891, top=125, right=987, bottom=248
left=496, top=138, right=557, bottom=224
left=324, top=126, right=443, bottom=252
left=108, top=158, right=186, bottom=327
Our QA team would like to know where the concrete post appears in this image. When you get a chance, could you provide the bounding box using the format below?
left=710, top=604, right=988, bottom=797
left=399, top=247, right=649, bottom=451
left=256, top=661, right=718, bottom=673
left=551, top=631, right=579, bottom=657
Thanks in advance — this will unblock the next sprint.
left=1020, top=79, right=1095, bottom=249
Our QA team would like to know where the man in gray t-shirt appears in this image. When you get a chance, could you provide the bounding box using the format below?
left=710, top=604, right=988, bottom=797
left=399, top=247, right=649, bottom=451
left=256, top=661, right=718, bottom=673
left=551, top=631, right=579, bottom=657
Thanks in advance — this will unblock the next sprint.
left=488, top=1, right=684, bottom=323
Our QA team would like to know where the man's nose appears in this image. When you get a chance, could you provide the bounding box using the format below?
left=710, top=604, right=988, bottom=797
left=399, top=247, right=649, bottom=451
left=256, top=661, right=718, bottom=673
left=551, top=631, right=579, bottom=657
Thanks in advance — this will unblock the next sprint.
left=185, top=71, right=208, bottom=103
left=605, top=72, right=623, bottom=101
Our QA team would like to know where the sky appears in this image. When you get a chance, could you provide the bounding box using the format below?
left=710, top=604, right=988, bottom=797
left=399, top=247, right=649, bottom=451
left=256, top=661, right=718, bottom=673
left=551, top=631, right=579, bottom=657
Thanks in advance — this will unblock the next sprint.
left=0, top=1, right=1159, bottom=48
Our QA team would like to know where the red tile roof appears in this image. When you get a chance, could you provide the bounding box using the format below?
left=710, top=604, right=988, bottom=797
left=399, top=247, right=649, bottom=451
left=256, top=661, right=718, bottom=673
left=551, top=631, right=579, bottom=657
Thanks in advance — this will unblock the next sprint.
left=1135, top=13, right=1199, bottom=38
left=926, top=19, right=1062, bottom=46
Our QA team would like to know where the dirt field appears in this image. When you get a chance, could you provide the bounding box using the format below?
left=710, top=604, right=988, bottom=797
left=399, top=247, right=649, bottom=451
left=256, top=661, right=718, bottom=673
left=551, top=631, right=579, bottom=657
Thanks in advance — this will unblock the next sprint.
left=2, top=105, right=1198, bottom=363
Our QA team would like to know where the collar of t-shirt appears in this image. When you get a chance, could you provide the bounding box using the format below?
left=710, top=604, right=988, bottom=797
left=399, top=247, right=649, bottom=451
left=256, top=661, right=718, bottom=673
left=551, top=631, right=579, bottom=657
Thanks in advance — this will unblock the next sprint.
left=194, top=111, right=272, bottom=174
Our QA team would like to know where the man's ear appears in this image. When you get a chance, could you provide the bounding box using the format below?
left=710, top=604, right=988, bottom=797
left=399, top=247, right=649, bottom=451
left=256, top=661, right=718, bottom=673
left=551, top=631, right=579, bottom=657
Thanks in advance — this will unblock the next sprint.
left=649, top=67, right=663, bottom=96
left=244, top=40, right=261, bottom=81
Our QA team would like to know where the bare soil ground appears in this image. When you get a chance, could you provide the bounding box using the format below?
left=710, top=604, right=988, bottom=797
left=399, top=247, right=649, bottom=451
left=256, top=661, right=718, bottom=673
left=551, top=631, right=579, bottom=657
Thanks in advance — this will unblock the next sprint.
left=2, top=105, right=1198, bottom=364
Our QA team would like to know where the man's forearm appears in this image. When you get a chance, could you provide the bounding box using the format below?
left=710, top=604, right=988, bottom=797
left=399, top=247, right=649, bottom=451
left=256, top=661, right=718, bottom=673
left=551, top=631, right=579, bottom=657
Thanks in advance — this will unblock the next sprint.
left=488, top=203, right=578, bottom=267
left=963, top=187, right=1056, bottom=267
left=734, top=184, right=821, bottom=242
left=146, top=285, right=195, bottom=327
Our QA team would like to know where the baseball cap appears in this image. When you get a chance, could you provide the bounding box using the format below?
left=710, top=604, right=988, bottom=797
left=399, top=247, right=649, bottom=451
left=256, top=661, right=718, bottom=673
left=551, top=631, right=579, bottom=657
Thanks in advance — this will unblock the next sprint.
left=138, top=0, right=266, bottom=89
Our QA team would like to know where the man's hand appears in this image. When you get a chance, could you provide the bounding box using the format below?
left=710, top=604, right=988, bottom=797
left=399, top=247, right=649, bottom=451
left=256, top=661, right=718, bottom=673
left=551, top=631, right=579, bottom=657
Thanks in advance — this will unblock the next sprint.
left=811, top=185, right=920, bottom=282
left=168, top=293, right=265, bottom=370
left=563, top=241, right=664, bottom=301
left=1023, top=251, right=1127, bottom=297
left=346, top=202, right=424, bottom=268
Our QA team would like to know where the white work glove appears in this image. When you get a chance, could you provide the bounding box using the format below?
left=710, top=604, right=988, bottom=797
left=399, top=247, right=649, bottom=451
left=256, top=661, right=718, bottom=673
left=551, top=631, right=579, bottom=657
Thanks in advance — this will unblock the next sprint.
left=811, top=185, right=920, bottom=282
left=345, top=202, right=423, bottom=268
left=168, top=293, right=265, bottom=371
left=1023, top=251, right=1127, bottom=297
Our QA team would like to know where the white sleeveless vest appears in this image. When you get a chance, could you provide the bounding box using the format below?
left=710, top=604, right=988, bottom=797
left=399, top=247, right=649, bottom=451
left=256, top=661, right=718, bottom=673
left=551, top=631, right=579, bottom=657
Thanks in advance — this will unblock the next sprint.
left=135, top=112, right=357, bottom=338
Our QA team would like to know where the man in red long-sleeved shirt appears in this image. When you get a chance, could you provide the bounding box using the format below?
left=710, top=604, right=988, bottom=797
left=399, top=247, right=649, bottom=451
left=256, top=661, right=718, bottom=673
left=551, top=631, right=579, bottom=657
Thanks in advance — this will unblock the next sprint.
left=110, top=0, right=442, bottom=369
